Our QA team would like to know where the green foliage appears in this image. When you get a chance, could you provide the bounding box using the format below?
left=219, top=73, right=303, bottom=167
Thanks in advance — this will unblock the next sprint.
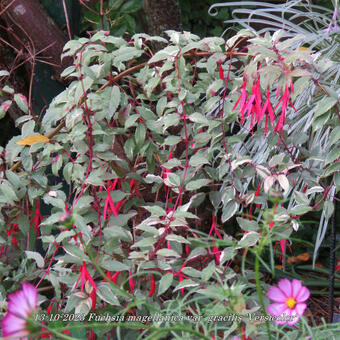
left=180, top=0, right=230, bottom=37
left=0, top=27, right=339, bottom=339
left=80, top=0, right=143, bottom=37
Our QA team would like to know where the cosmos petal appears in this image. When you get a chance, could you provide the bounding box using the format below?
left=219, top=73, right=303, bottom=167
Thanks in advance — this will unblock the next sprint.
left=291, top=279, right=302, bottom=299
left=267, top=286, right=287, bottom=302
left=7, top=291, right=29, bottom=318
left=2, top=312, right=28, bottom=338
left=294, top=303, right=307, bottom=316
left=22, top=283, right=38, bottom=312
left=295, top=286, right=310, bottom=302
left=266, top=302, right=288, bottom=316
left=287, top=310, right=300, bottom=326
left=2, top=283, right=38, bottom=339
left=273, top=310, right=291, bottom=325
left=278, top=278, right=292, bottom=297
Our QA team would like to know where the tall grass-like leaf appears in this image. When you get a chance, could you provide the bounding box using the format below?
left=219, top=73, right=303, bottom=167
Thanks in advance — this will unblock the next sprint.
left=209, top=0, right=339, bottom=265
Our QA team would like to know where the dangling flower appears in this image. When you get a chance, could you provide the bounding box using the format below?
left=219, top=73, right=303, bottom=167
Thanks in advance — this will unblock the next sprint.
left=172, top=263, right=188, bottom=295
left=75, top=261, right=97, bottom=293
left=248, top=205, right=253, bottom=221
left=208, top=216, right=222, bottom=239
left=232, top=80, right=248, bottom=123
left=148, top=274, right=156, bottom=297
left=266, top=278, right=310, bottom=325
left=129, top=271, right=135, bottom=293
left=233, top=78, right=263, bottom=129
left=261, top=88, right=275, bottom=135
left=274, top=84, right=296, bottom=136
left=6, top=224, right=20, bottom=249
left=335, top=259, right=340, bottom=271
left=208, top=216, right=222, bottom=265
left=244, top=79, right=262, bottom=128
left=255, top=183, right=261, bottom=208
left=218, top=60, right=225, bottom=80
left=40, top=321, right=52, bottom=338
left=162, top=152, right=173, bottom=180
left=2, top=283, right=38, bottom=339
left=30, top=201, right=42, bottom=236
left=110, top=271, right=120, bottom=284
left=129, top=179, right=139, bottom=197
left=103, top=179, right=119, bottom=220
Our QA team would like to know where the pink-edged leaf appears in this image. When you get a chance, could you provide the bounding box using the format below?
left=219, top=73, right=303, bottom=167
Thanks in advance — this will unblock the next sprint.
left=14, top=93, right=28, bottom=113
left=0, top=100, right=12, bottom=119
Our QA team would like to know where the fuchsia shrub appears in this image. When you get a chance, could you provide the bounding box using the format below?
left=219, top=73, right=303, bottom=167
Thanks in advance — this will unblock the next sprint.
left=0, top=29, right=339, bottom=339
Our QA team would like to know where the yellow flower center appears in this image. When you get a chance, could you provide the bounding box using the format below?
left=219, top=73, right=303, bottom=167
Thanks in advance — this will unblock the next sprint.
left=286, top=297, right=296, bottom=309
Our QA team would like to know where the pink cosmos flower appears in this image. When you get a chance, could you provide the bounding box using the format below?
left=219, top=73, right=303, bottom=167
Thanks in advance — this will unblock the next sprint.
left=266, top=278, right=310, bottom=325
left=2, top=283, right=38, bottom=339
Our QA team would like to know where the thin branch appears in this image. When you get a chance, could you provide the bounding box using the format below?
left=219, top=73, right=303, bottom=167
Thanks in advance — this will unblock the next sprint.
left=100, top=0, right=104, bottom=30
left=62, top=0, right=72, bottom=41
left=0, top=0, right=18, bottom=16
left=79, top=0, right=98, bottom=15
left=9, top=49, right=251, bottom=172
left=97, top=50, right=250, bottom=92
left=28, top=59, right=35, bottom=115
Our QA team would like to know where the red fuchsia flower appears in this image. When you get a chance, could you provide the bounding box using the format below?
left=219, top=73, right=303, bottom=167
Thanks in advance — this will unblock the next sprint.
left=218, top=59, right=225, bottom=80
left=165, top=263, right=188, bottom=295
left=261, top=88, right=276, bottom=135
left=208, top=216, right=222, bottom=265
left=269, top=221, right=292, bottom=263
left=129, top=179, right=139, bottom=197
left=40, top=321, right=52, bottom=338
left=2, top=283, right=38, bottom=339
left=90, top=289, right=96, bottom=312
left=6, top=223, right=20, bottom=249
left=103, top=179, right=119, bottom=220
left=30, top=201, right=42, bottom=236
left=129, top=271, right=135, bottom=293
left=248, top=205, right=253, bottom=221
left=243, top=79, right=262, bottom=128
left=266, top=278, right=310, bottom=325
left=211, top=244, right=221, bottom=265
left=335, top=259, right=340, bottom=271
left=208, top=216, right=222, bottom=239
left=232, top=329, right=253, bottom=340
left=255, top=183, right=261, bottom=208
left=105, top=271, right=120, bottom=283
left=75, top=261, right=97, bottom=293
left=232, top=80, right=248, bottom=121
left=233, top=78, right=262, bottom=129
left=75, top=262, right=97, bottom=311
left=88, top=329, right=96, bottom=340
left=162, top=152, right=173, bottom=180
left=274, top=84, right=297, bottom=135
left=173, top=263, right=189, bottom=294
left=148, top=274, right=156, bottom=297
